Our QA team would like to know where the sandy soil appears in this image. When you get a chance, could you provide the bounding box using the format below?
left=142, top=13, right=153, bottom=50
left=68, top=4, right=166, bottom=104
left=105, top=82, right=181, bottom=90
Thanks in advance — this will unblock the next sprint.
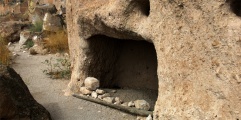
left=9, top=44, right=138, bottom=120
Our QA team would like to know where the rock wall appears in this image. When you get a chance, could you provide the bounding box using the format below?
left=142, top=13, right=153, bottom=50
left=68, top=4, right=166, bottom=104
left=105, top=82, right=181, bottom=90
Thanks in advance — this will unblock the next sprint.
left=66, top=0, right=241, bottom=119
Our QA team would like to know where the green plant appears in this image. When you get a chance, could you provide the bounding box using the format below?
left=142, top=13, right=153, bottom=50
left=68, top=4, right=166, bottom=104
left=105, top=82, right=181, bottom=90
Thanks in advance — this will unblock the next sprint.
left=44, top=30, right=69, bottom=53
left=30, top=20, right=43, bottom=32
left=0, top=37, right=11, bottom=65
left=42, top=57, right=71, bottom=79
left=24, top=39, right=34, bottom=49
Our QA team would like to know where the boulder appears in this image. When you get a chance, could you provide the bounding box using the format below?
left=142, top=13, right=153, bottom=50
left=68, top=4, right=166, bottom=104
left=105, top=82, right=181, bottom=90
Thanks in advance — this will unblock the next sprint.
left=65, top=0, right=241, bottom=119
left=19, top=30, right=31, bottom=47
left=29, top=45, right=48, bottom=55
left=29, top=3, right=57, bottom=25
left=0, top=21, right=30, bottom=42
left=42, top=13, right=63, bottom=32
left=84, top=77, right=100, bottom=90
left=0, top=65, right=51, bottom=119
left=134, top=100, right=150, bottom=111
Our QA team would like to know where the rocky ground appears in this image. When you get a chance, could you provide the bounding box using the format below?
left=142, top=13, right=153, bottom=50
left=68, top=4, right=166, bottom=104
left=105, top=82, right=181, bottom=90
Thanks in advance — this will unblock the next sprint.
left=8, top=43, right=155, bottom=120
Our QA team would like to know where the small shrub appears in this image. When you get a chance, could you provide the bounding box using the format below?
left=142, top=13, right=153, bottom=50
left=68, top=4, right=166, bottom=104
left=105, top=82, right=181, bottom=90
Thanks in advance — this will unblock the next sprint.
left=0, top=37, right=11, bottom=65
left=30, top=20, right=43, bottom=32
left=44, top=30, right=69, bottom=53
left=42, top=57, right=71, bottom=79
left=24, top=39, right=34, bottom=49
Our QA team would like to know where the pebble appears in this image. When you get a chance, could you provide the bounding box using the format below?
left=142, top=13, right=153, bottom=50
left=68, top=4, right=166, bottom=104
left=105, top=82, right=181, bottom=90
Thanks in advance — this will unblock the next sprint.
left=79, top=87, right=92, bottom=95
left=128, top=101, right=135, bottom=107
left=91, top=91, right=98, bottom=98
left=96, top=89, right=105, bottom=95
left=134, top=100, right=150, bottom=111
left=103, top=97, right=115, bottom=103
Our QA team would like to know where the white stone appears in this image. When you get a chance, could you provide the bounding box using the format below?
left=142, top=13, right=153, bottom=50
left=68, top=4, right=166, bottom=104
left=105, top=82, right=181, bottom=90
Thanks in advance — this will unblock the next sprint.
left=146, top=114, right=152, bottom=120
left=128, top=101, right=135, bottom=107
left=79, top=87, right=92, bottom=95
left=91, top=91, right=98, bottom=98
left=84, top=77, right=100, bottom=90
left=103, top=97, right=115, bottom=103
left=134, top=100, right=150, bottom=111
left=96, top=89, right=105, bottom=95
left=114, top=97, right=122, bottom=103
left=114, top=101, right=121, bottom=105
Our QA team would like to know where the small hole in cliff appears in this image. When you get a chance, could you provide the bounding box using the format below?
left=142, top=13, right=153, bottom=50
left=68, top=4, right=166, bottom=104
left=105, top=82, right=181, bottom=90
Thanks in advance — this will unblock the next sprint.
left=85, top=35, right=158, bottom=110
left=230, top=0, right=241, bottom=17
left=140, top=0, right=150, bottom=16
left=129, top=0, right=150, bottom=16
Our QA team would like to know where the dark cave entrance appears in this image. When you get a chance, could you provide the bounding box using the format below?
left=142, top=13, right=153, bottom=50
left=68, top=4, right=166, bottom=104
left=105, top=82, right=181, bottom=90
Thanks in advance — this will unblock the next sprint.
left=85, top=35, right=158, bottom=110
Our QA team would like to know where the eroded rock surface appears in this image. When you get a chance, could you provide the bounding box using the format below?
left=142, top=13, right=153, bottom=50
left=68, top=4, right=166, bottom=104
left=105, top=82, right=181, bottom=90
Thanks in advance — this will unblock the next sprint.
left=0, top=21, right=30, bottom=42
left=0, top=65, right=52, bottom=119
left=66, top=0, right=241, bottom=119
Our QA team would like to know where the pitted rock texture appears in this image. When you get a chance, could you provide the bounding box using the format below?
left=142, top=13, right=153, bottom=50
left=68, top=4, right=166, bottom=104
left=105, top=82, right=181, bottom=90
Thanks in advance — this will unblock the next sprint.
left=0, top=65, right=52, bottom=119
left=66, top=0, right=241, bottom=119
left=0, top=21, right=30, bottom=42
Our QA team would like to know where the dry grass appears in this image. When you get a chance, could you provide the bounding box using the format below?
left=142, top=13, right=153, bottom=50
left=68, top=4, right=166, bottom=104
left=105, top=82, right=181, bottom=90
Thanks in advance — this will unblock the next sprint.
left=0, top=37, right=11, bottom=65
left=44, top=30, right=69, bottom=53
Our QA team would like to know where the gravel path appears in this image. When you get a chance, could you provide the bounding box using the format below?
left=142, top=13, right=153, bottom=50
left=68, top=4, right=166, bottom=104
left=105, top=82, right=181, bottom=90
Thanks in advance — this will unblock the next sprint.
left=10, top=45, right=137, bottom=120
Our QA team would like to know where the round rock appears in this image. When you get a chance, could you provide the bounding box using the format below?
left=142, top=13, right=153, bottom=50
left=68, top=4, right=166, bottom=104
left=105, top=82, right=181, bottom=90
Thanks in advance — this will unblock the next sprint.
left=84, top=77, right=100, bottom=90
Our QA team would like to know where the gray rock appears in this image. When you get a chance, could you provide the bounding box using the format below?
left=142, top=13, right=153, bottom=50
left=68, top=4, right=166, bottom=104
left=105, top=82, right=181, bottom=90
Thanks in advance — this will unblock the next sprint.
left=134, top=100, right=150, bottom=111
left=79, top=87, right=92, bottom=95
left=0, top=65, right=51, bottom=119
left=103, top=97, right=115, bottom=103
left=98, top=93, right=111, bottom=99
left=84, top=77, right=99, bottom=90
left=43, top=13, right=63, bottom=32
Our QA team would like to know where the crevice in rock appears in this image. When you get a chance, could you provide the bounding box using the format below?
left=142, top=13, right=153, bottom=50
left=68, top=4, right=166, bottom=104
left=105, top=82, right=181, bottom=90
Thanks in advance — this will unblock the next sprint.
left=229, top=0, right=241, bottom=17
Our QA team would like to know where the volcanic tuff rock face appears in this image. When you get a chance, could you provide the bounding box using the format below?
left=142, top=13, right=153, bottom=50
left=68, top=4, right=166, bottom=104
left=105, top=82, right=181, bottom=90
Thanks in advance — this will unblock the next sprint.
left=0, top=65, right=52, bottom=119
left=66, top=0, right=241, bottom=119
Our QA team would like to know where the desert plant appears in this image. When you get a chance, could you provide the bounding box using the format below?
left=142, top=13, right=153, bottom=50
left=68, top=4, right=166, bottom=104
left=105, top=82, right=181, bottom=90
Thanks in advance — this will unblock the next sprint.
left=0, top=37, right=11, bottom=65
left=44, top=30, right=69, bottom=53
left=24, top=39, right=34, bottom=49
left=29, top=20, right=43, bottom=32
left=42, top=57, right=71, bottom=79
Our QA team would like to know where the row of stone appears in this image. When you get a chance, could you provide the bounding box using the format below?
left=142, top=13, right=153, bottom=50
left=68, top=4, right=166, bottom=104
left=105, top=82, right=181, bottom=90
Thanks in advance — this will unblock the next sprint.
left=79, top=77, right=151, bottom=111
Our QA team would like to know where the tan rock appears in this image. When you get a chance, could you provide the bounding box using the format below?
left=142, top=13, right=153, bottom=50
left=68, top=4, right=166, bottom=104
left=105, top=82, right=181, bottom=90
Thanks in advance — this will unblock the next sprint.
left=96, top=89, right=105, bottom=95
left=134, top=100, right=150, bottom=111
left=84, top=77, right=100, bottom=91
left=103, top=97, right=115, bottom=103
left=65, top=0, right=241, bottom=119
left=79, top=87, right=92, bottom=95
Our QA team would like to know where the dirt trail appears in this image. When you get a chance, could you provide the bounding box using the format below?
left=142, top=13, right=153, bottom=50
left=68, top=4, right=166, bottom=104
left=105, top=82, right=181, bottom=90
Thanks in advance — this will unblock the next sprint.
left=10, top=44, right=136, bottom=120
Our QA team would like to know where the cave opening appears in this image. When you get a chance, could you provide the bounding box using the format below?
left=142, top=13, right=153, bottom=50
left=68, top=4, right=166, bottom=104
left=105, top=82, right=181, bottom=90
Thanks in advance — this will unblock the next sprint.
left=85, top=35, right=158, bottom=110
left=229, top=0, right=241, bottom=17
